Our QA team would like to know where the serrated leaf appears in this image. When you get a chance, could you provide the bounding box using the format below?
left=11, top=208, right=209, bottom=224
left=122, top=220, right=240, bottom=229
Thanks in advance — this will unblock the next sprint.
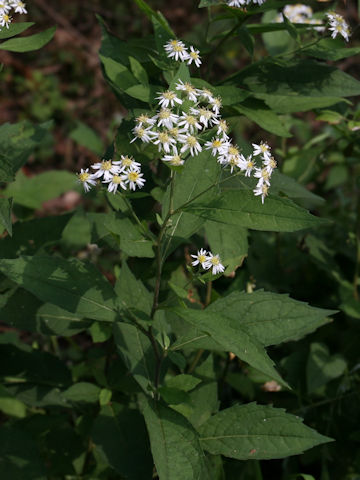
left=199, top=403, right=332, bottom=460
left=172, top=307, right=288, bottom=387
left=0, top=26, right=55, bottom=52
left=186, top=190, right=327, bottom=232
left=0, top=256, right=118, bottom=322
left=140, top=396, right=210, bottom=480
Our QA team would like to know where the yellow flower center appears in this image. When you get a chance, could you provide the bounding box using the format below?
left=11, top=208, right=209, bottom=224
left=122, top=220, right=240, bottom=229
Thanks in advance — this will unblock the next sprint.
left=171, top=155, right=182, bottom=166
left=219, top=120, right=228, bottom=132
left=228, top=146, right=239, bottom=156
left=3, top=14, right=9, bottom=21
left=211, top=256, right=220, bottom=266
left=169, top=128, right=179, bottom=137
left=247, top=161, right=254, bottom=169
left=137, top=114, right=149, bottom=124
left=128, top=171, right=139, bottom=182
left=198, top=254, right=206, bottom=263
left=136, top=127, right=145, bottom=137
left=186, top=115, right=197, bottom=125
left=164, top=91, right=175, bottom=100
left=184, top=83, right=196, bottom=94
left=186, top=136, right=197, bottom=147
left=159, top=109, right=170, bottom=119
left=174, top=44, right=185, bottom=52
left=212, top=140, right=222, bottom=148
left=260, top=144, right=269, bottom=153
left=122, top=156, right=133, bottom=167
left=269, top=158, right=277, bottom=169
left=101, top=160, right=112, bottom=171
left=159, top=132, right=170, bottom=143
left=79, top=172, right=90, bottom=182
left=190, top=51, right=199, bottom=59
left=112, top=175, right=122, bottom=184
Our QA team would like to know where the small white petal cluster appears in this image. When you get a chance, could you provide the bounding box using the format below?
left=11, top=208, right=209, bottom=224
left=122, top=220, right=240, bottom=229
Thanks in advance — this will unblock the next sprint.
left=326, top=12, right=350, bottom=42
left=251, top=142, right=277, bottom=204
left=275, top=4, right=324, bottom=31
left=132, top=80, right=227, bottom=166
left=226, top=0, right=266, bottom=8
left=191, top=248, right=225, bottom=275
left=76, top=156, right=145, bottom=194
left=164, top=39, right=202, bottom=67
left=0, top=1, right=27, bottom=30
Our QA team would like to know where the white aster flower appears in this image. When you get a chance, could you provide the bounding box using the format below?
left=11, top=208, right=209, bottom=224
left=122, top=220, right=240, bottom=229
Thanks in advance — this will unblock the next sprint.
left=198, top=88, right=215, bottom=103
left=187, top=46, right=202, bottom=68
left=77, top=168, right=97, bottom=192
left=156, top=90, right=183, bottom=108
left=179, top=134, right=202, bottom=157
left=11, top=0, right=27, bottom=14
left=164, top=39, right=189, bottom=62
left=122, top=167, right=146, bottom=191
left=104, top=174, right=127, bottom=194
left=254, top=167, right=271, bottom=187
left=239, top=154, right=255, bottom=177
left=252, top=141, right=271, bottom=161
left=215, top=119, right=230, bottom=139
left=191, top=248, right=209, bottom=268
left=253, top=183, right=269, bottom=204
left=92, top=159, right=122, bottom=181
left=156, top=108, right=179, bottom=129
left=0, top=12, right=12, bottom=28
left=205, top=137, right=228, bottom=157
left=209, top=97, right=222, bottom=115
left=0, top=1, right=11, bottom=14
left=326, top=12, right=350, bottom=42
left=263, top=156, right=277, bottom=175
left=152, top=130, right=177, bottom=153
left=197, top=107, right=216, bottom=128
left=177, top=112, right=202, bottom=133
left=227, top=0, right=246, bottom=6
left=175, top=80, right=198, bottom=102
left=205, top=253, right=225, bottom=275
left=135, top=113, right=155, bottom=127
left=119, top=155, right=141, bottom=172
left=130, top=125, right=153, bottom=143
left=162, top=147, right=184, bottom=166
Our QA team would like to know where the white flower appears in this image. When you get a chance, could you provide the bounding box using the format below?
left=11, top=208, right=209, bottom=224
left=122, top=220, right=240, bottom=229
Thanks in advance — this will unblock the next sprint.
left=91, top=159, right=122, bottom=181
left=104, top=174, right=127, bottom=194
left=227, top=0, right=246, bottom=6
left=119, top=155, right=141, bottom=172
left=156, top=90, right=183, bottom=108
left=253, top=183, right=269, bottom=204
left=254, top=167, right=271, bottom=187
left=11, top=0, right=27, bottom=14
left=0, top=12, right=12, bottom=28
left=326, top=12, right=350, bottom=42
left=164, top=39, right=189, bottom=62
left=252, top=141, right=271, bottom=161
left=198, top=88, right=215, bottom=103
left=187, top=46, right=202, bottom=67
left=206, top=253, right=225, bottom=275
left=0, top=2, right=11, bottom=14
left=130, top=125, right=153, bottom=143
left=205, top=137, right=228, bottom=156
left=152, top=130, right=177, bottom=153
left=122, top=167, right=146, bottom=191
left=135, top=113, right=155, bottom=127
left=177, top=112, right=202, bottom=133
left=263, top=156, right=277, bottom=175
left=197, top=107, right=216, bottom=128
left=191, top=248, right=209, bottom=268
left=209, top=97, right=222, bottom=115
left=239, top=154, right=255, bottom=177
left=156, top=108, right=179, bottom=129
left=179, top=134, right=202, bottom=157
left=77, top=168, right=97, bottom=192
left=162, top=147, right=184, bottom=166
left=175, top=80, right=199, bottom=102
left=215, top=119, right=230, bottom=139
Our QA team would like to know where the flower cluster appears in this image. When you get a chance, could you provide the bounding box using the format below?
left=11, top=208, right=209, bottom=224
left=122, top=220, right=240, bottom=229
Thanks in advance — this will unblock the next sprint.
left=77, top=156, right=145, bottom=194
left=191, top=248, right=225, bottom=275
left=251, top=142, right=277, bottom=204
left=326, top=12, right=350, bottom=42
left=275, top=4, right=324, bottom=31
left=226, top=0, right=266, bottom=7
left=164, top=39, right=201, bottom=67
left=0, top=1, right=27, bottom=29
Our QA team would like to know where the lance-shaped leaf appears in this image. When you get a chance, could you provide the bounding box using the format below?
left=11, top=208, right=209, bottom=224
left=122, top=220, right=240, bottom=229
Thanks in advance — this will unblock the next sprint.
left=207, top=290, right=336, bottom=346
left=185, top=190, right=327, bottom=232
left=0, top=26, right=56, bottom=52
left=172, top=307, right=288, bottom=387
left=0, top=256, right=118, bottom=322
left=199, top=403, right=333, bottom=460
left=140, top=397, right=210, bottom=480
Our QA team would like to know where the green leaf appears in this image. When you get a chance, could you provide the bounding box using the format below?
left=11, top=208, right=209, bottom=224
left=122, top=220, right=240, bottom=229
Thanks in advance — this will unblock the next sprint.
left=199, top=403, right=332, bottom=460
left=306, top=343, right=347, bottom=393
left=104, top=213, right=154, bottom=258
left=62, top=382, right=101, bottom=404
left=113, top=323, right=155, bottom=393
left=61, top=211, right=91, bottom=249
left=172, top=307, right=288, bottom=387
left=0, top=197, right=12, bottom=236
left=129, top=56, right=149, bottom=86
left=205, top=221, right=248, bottom=273
left=4, top=170, right=77, bottom=210
left=0, top=426, right=46, bottom=480
left=0, top=385, right=27, bottom=418
left=165, top=374, right=202, bottom=392
left=186, top=190, right=327, bottom=232
left=207, top=290, right=335, bottom=346
left=92, top=404, right=153, bottom=479
left=305, top=39, right=360, bottom=61
left=0, top=121, right=52, bottom=183
left=270, top=172, right=325, bottom=208
left=140, top=396, right=210, bottom=480
left=233, top=100, right=292, bottom=137
left=69, top=121, right=104, bottom=155
left=0, top=26, right=56, bottom=52
left=0, top=22, right=34, bottom=40
left=0, top=256, right=118, bottom=322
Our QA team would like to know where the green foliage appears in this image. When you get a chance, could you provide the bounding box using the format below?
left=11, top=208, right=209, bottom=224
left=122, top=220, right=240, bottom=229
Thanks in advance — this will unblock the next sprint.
left=0, top=26, right=56, bottom=52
